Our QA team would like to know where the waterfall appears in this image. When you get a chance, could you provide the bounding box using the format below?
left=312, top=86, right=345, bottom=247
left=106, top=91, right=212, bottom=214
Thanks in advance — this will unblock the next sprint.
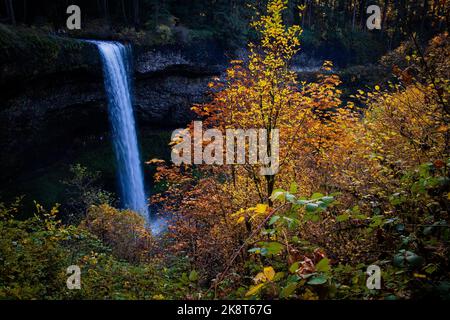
left=91, top=41, right=149, bottom=222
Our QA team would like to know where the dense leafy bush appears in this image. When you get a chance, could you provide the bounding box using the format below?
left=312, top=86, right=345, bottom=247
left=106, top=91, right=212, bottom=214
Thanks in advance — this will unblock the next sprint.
left=80, top=204, right=155, bottom=264
left=0, top=201, right=164, bottom=299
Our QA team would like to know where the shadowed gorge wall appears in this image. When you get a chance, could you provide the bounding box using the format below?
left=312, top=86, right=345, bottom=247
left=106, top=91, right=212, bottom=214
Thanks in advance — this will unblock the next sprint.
left=0, top=27, right=224, bottom=186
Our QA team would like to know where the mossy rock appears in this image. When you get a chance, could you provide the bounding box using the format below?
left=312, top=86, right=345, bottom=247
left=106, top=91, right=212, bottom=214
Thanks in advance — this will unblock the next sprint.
left=0, top=23, right=100, bottom=86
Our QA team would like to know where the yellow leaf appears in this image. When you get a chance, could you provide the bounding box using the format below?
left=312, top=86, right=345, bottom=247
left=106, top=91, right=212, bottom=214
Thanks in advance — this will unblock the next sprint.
left=255, top=204, right=268, bottom=214
left=236, top=216, right=245, bottom=224
left=231, top=208, right=245, bottom=217
left=145, top=158, right=165, bottom=165
left=263, top=266, right=275, bottom=281
left=245, top=283, right=265, bottom=297
left=253, top=272, right=267, bottom=284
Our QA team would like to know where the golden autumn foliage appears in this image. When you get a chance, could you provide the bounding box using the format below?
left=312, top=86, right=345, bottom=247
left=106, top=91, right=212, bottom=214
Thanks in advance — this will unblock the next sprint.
left=153, top=0, right=352, bottom=270
left=81, top=204, right=155, bottom=263
left=150, top=0, right=449, bottom=299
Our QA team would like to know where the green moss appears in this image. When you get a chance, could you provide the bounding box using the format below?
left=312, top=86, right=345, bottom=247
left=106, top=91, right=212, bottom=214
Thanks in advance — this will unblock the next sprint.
left=0, top=23, right=94, bottom=84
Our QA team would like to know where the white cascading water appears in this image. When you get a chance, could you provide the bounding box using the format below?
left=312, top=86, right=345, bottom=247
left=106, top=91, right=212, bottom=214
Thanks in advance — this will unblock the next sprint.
left=91, top=41, right=149, bottom=222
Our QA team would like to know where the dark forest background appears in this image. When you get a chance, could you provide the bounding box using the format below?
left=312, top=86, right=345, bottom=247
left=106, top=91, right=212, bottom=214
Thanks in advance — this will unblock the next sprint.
left=1, top=0, right=449, bottom=64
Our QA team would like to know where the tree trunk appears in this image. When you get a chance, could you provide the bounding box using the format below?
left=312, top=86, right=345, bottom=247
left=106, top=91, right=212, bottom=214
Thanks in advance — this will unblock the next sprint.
left=102, top=0, right=110, bottom=28
left=23, top=0, right=27, bottom=24
left=381, top=0, right=389, bottom=32
left=121, top=0, right=128, bottom=24
left=421, top=0, right=428, bottom=32
left=133, top=0, right=140, bottom=30
left=352, top=0, right=357, bottom=31
left=5, top=0, right=16, bottom=25
left=392, top=0, right=401, bottom=47
left=301, top=0, right=306, bottom=28
left=308, top=0, right=312, bottom=28
left=359, top=0, right=366, bottom=28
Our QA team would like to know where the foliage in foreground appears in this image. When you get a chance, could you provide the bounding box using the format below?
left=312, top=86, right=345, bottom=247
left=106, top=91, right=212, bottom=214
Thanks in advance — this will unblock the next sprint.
left=0, top=202, right=187, bottom=300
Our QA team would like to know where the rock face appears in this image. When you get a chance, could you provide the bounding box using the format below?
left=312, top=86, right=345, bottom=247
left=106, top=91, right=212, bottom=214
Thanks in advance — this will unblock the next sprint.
left=132, top=42, right=225, bottom=124
left=135, top=74, right=210, bottom=124
left=0, top=32, right=226, bottom=182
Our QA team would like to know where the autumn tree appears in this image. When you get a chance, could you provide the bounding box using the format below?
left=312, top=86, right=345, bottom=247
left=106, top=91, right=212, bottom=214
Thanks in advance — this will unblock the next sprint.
left=152, top=0, right=347, bottom=281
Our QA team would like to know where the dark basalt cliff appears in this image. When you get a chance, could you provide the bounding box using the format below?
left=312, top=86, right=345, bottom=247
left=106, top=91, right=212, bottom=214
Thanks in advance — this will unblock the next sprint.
left=0, top=26, right=226, bottom=182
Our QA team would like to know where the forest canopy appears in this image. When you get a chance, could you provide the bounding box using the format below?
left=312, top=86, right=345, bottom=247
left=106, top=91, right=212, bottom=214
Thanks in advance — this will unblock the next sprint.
left=1, top=0, right=449, bottom=63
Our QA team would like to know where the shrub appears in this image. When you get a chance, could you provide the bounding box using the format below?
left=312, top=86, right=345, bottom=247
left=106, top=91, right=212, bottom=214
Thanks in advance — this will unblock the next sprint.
left=62, top=164, right=115, bottom=224
left=0, top=201, right=164, bottom=299
left=80, top=204, right=154, bottom=264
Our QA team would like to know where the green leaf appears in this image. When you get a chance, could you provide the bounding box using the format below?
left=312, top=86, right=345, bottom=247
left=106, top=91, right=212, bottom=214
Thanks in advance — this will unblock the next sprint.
left=369, top=215, right=384, bottom=228
left=306, top=203, right=319, bottom=212
left=289, top=262, right=299, bottom=274
left=285, top=193, right=296, bottom=203
left=307, top=274, right=327, bottom=285
left=424, top=264, right=438, bottom=274
left=315, top=258, right=331, bottom=272
left=181, top=272, right=189, bottom=284
left=351, top=205, right=360, bottom=214
left=317, top=201, right=327, bottom=209
left=305, top=213, right=320, bottom=222
left=393, top=250, right=424, bottom=268
left=406, top=253, right=424, bottom=267
left=258, top=241, right=284, bottom=256
left=248, top=247, right=261, bottom=254
left=311, top=192, right=324, bottom=200
left=281, top=216, right=300, bottom=229
left=280, top=282, right=297, bottom=298
left=273, top=272, right=285, bottom=281
left=189, top=270, right=198, bottom=282
left=289, top=182, right=298, bottom=194
left=270, top=189, right=285, bottom=201
left=321, top=196, right=334, bottom=204
left=269, top=215, right=280, bottom=225
left=336, top=214, right=350, bottom=222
